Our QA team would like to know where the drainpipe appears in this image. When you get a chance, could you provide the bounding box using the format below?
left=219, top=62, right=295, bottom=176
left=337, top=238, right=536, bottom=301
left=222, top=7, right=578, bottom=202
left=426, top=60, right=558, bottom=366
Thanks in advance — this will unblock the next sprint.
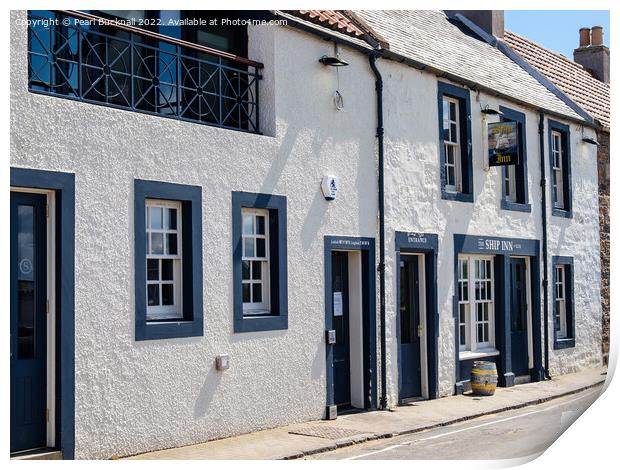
left=369, top=52, right=388, bottom=409
left=538, top=112, right=551, bottom=380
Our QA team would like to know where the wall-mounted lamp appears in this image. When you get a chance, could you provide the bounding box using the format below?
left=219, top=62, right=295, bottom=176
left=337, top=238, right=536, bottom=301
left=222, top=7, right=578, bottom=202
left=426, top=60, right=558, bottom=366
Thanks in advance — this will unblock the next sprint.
left=481, top=105, right=503, bottom=116
left=582, top=137, right=600, bottom=146
left=319, top=55, right=349, bottom=67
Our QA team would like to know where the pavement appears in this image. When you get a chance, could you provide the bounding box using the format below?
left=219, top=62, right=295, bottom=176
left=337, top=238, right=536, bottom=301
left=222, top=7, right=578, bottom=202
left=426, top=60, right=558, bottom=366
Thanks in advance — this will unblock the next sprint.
left=125, top=367, right=607, bottom=460
left=307, top=386, right=602, bottom=460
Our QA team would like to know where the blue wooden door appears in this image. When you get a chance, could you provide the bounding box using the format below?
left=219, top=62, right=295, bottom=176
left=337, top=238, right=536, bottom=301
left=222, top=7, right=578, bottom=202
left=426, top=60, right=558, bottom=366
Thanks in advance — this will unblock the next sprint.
left=399, top=256, right=422, bottom=399
left=11, top=192, right=48, bottom=453
left=332, top=251, right=351, bottom=407
left=509, top=258, right=529, bottom=377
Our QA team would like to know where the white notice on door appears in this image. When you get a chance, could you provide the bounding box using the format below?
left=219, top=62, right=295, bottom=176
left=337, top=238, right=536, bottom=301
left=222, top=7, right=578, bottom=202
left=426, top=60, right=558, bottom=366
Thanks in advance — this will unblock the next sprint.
left=333, top=292, right=343, bottom=317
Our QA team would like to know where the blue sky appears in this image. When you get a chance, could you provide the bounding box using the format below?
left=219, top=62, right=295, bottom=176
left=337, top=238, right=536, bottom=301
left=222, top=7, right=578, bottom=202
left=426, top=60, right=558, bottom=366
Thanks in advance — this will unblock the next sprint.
left=505, top=10, right=610, bottom=59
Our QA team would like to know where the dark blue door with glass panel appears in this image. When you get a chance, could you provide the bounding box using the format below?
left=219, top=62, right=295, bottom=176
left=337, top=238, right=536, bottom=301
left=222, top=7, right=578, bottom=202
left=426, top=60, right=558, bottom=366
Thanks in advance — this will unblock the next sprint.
left=331, top=251, right=351, bottom=407
left=399, top=256, right=422, bottom=399
left=509, top=258, right=529, bottom=377
left=11, top=192, right=48, bottom=453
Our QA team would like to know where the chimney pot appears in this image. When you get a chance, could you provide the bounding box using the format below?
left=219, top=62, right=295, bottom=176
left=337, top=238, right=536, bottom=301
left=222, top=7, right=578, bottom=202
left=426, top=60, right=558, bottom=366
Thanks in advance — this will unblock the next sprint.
left=591, top=26, right=604, bottom=46
left=579, top=27, right=591, bottom=47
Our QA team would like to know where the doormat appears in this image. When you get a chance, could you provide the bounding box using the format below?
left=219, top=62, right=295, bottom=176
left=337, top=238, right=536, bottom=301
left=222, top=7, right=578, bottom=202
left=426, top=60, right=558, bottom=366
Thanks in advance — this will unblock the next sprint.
left=288, top=426, right=368, bottom=440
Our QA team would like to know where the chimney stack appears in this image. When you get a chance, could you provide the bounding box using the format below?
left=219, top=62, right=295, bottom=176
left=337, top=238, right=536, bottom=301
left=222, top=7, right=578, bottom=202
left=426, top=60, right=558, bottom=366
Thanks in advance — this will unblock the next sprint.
left=445, top=10, right=505, bottom=39
left=574, top=26, right=609, bottom=84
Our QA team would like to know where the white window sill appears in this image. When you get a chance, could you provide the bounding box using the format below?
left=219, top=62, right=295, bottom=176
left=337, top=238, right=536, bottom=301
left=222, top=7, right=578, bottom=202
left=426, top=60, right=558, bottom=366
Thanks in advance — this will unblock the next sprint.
left=243, top=311, right=272, bottom=317
left=459, top=348, right=500, bottom=361
left=146, top=319, right=188, bottom=324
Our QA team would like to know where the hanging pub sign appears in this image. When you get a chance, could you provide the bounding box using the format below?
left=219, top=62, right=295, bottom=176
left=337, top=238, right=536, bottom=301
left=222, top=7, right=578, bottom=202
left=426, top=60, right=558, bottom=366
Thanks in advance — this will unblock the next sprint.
left=488, top=121, right=519, bottom=166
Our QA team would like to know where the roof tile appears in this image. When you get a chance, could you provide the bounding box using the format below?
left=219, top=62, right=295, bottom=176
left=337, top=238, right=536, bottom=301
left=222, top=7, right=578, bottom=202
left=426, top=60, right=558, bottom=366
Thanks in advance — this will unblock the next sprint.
left=503, top=31, right=609, bottom=129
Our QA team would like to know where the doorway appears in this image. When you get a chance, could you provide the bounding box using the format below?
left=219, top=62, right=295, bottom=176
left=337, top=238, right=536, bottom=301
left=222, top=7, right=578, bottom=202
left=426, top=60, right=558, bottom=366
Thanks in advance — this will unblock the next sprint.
left=398, top=255, right=424, bottom=400
left=331, top=251, right=351, bottom=407
left=324, top=236, right=377, bottom=416
left=10, top=192, right=48, bottom=453
left=11, top=168, right=76, bottom=459
left=509, top=257, right=530, bottom=377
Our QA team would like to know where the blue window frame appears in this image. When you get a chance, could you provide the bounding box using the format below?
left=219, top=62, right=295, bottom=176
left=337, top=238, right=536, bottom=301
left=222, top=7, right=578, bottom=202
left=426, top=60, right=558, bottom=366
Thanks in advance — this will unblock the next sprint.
left=134, top=179, right=203, bottom=340
left=552, top=256, right=575, bottom=349
left=548, top=120, right=573, bottom=218
left=499, top=106, right=531, bottom=212
left=232, top=191, right=287, bottom=333
left=437, top=82, right=473, bottom=202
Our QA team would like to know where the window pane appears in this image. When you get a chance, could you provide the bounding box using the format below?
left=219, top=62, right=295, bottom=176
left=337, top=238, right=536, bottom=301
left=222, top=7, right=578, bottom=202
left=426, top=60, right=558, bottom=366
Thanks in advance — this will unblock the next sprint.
left=244, top=238, right=254, bottom=257
left=242, top=283, right=250, bottom=303
left=17, top=205, right=35, bottom=359
left=443, top=99, right=449, bottom=120
left=150, top=207, right=163, bottom=229
left=450, top=101, right=456, bottom=120
left=252, top=283, right=262, bottom=303
left=252, top=261, right=262, bottom=280
left=450, top=123, right=457, bottom=141
left=167, top=233, right=178, bottom=255
left=162, top=284, right=174, bottom=305
left=242, top=260, right=250, bottom=280
left=161, top=259, right=173, bottom=280
left=446, top=162, right=455, bottom=187
left=147, top=259, right=159, bottom=280
left=151, top=233, right=164, bottom=254
left=147, top=284, right=160, bottom=306
left=242, top=213, right=253, bottom=235
left=446, top=145, right=455, bottom=164
left=443, top=124, right=450, bottom=141
left=165, top=208, right=177, bottom=230
left=256, top=238, right=266, bottom=258
left=256, top=215, right=265, bottom=235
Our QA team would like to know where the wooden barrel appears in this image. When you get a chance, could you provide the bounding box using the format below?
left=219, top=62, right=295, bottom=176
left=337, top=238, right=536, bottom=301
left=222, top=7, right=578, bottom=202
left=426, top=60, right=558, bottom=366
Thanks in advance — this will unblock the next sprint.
left=471, top=361, right=498, bottom=396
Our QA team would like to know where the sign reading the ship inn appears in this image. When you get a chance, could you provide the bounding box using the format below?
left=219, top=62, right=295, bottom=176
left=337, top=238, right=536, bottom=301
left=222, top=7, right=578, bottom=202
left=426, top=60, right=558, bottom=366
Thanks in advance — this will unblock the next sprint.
left=476, top=237, right=523, bottom=253
left=488, top=121, right=519, bottom=166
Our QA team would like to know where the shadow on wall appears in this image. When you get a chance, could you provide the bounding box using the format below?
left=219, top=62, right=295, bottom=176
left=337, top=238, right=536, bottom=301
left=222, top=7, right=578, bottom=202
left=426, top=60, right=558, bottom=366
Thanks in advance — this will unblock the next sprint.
left=311, top=340, right=325, bottom=381
left=301, top=188, right=328, bottom=250
left=194, top=364, right=223, bottom=419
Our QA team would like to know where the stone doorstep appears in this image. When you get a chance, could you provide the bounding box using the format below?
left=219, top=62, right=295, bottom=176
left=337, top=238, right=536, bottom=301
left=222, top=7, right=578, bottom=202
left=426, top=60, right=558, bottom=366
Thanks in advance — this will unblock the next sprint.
left=11, top=449, right=63, bottom=460
left=280, top=379, right=606, bottom=460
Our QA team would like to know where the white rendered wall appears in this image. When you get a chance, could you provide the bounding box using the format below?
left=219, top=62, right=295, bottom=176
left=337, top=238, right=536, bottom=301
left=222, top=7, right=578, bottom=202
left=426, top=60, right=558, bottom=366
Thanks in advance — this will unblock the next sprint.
left=10, top=11, right=378, bottom=459
left=377, top=59, right=602, bottom=406
left=10, top=9, right=602, bottom=457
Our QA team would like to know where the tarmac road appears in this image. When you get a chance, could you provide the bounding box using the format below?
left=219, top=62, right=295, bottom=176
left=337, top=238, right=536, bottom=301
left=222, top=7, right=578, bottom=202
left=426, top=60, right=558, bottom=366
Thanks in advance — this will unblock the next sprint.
left=307, top=385, right=603, bottom=460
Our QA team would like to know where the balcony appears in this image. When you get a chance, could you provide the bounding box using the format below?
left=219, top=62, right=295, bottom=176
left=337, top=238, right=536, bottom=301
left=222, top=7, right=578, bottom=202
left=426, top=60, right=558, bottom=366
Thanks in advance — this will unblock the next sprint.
left=27, top=11, right=263, bottom=133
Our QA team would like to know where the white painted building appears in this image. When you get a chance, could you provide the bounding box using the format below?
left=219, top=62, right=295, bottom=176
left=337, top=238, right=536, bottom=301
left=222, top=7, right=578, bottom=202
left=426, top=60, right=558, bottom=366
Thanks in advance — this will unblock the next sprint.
left=9, top=9, right=602, bottom=459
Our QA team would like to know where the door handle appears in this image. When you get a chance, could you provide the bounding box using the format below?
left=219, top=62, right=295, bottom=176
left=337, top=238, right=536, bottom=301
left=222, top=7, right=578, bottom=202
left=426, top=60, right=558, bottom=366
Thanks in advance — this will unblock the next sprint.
left=417, top=325, right=423, bottom=337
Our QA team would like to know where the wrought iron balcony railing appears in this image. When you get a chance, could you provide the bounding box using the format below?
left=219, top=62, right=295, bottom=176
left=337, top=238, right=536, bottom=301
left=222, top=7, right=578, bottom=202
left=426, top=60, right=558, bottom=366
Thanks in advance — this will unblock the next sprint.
left=27, top=11, right=263, bottom=133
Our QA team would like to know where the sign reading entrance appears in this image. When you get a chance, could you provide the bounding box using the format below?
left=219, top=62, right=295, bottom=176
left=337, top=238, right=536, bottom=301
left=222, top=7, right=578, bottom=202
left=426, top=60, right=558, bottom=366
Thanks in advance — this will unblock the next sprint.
left=488, top=121, right=519, bottom=166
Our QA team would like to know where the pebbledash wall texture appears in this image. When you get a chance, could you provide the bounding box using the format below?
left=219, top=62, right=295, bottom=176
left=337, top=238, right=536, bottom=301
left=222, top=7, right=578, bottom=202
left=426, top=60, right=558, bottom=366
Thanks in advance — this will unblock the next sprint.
left=378, top=69, right=602, bottom=403
left=10, top=9, right=603, bottom=459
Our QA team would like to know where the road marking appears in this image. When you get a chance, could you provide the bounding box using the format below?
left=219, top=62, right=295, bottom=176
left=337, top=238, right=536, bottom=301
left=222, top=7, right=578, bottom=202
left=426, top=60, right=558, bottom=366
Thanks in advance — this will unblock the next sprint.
left=344, top=389, right=598, bottom=460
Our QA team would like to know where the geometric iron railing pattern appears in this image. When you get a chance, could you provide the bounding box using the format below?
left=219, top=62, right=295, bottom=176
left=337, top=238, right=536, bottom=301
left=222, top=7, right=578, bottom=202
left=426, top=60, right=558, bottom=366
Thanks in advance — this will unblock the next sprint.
left=28, top=11, right=261, bottom=133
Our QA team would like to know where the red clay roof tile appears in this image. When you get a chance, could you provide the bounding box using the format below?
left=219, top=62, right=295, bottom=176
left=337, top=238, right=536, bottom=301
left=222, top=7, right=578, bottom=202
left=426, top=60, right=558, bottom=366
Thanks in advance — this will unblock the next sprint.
left=503, top=31, right=609, bottom=129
